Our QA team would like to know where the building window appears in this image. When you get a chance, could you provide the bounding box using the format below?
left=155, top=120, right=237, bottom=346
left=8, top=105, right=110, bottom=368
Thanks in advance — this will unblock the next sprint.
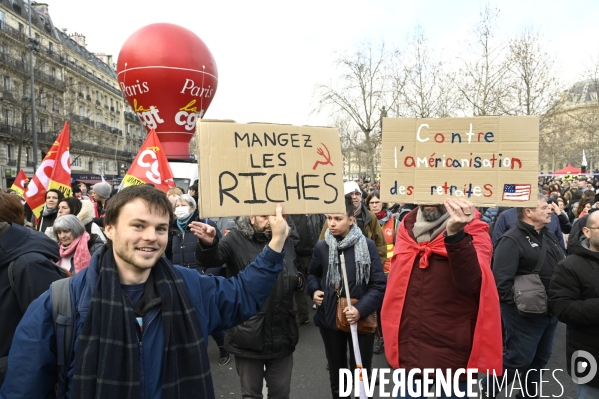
left=86, top=86, right=90, bottom=96
left=96, top=113, right=101, bottom=123
left=95, top=91, right=99, bottom=101
left=110, top=98, right=113, bottom=108
left=7, top=144, right=14, bottom=161
left=54, top=122, right=59, bottom=131
left=71, top=156, right=81, bottom=167
left=3, top=76, right=10, bottom=91
left=18, top=23, right=23, bottom=34
left=0, top=10, right=5, bottom=29
left=48, top=42, right=53, bottom=53
left=50, top=67, right=56, bottom=78
left=39, top=119, right=45, bottom=133
left=52, top=95, right=58, bottom=112
left=3, top=108, right=12, bottom=125
left=40, top=89, right=46, bottom=107
left=26, top=147, right=32, bottom=163
left=79, top=106, right=84, bottom=118
left=87, top=110, right=92, bottom=119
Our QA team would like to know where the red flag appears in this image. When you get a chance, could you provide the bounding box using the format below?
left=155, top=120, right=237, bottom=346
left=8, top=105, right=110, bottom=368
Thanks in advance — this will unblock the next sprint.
left=25, top=122, right=72, bottom=217
left=121, top=129, right=175, bottom=192
left=10, top=169, right=29, bottom=198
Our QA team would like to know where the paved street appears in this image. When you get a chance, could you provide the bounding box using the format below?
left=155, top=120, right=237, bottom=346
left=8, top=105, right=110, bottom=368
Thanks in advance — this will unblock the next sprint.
left=208, top=308, right=578, bottom=398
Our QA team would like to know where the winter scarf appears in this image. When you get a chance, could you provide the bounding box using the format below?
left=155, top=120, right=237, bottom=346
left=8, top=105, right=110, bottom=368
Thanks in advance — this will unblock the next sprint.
left=72, top=247, right=213, bottom=399
left=324, top=223, right=371, bottom=288
left=42, top=206, right=58, bottom=217
left=374, top=210, right=387, bottom=220
left=58, top=231, right=91, bottom=274
left=412, top=208, right=450, bottom=243
left=176, top=213, right=194, bottom=234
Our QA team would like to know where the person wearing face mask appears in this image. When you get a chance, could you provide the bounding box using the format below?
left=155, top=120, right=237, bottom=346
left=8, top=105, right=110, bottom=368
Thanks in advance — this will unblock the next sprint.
left=166, top=194, right=222, bottom=271
left=36, top=189, right=65, bottom=234
left=164, top=194, right=230, bottom=366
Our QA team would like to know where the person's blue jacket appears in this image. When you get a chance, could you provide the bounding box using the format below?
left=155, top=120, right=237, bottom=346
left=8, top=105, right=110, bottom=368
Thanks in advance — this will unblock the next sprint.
left=492, top=207, right=565, bottom=249
left=0, top=246, right=285, bottom=399
left=481, top=206, right=498, bottom=224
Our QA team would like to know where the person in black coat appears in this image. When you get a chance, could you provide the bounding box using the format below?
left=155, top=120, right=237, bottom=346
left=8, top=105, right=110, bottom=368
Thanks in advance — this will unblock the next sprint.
left=0, top=194, right=63, bottom=386
left=307, top=196, right=386, bottom=399
left=194, top=213, right=301, bottom=399
left=36, top=189, right=64, bottom=234
left=549, top=211, right=599, bottom=397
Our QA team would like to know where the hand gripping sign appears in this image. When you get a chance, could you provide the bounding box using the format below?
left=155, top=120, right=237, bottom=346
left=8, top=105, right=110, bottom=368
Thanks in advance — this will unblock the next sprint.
left=117, top=23, right=218, bottom=160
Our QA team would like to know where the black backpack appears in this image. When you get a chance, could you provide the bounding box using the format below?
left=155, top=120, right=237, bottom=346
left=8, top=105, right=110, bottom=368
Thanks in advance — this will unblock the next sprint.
left=7, top=257, right=72, bottom=398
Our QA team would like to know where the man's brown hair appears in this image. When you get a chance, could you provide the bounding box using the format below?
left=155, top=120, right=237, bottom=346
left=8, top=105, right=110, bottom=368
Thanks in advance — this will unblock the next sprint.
left=0, top=192, right=25, bottom=225
left=104, top=185, right=173, bottom=227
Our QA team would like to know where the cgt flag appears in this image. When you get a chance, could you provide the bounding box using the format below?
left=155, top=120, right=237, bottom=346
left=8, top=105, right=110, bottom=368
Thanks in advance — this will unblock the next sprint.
left=10, top=169, right=29, bottom=198
left=121, top=129, right=175, bottom=192
left=25, top=122, right=72, bottom=218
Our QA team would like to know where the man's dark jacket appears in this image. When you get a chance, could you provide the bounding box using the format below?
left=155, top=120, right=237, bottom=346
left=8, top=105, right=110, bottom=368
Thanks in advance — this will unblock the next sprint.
left=492, top=207, right=565, bottom=249
left=0, top=222, right=61, bottom=386
left=195, top=216, right=300, bottom=359
left=493, top=220, right=565, bottom=305
left=549, top=228, right=599, bottom=387
left=289, top=214, right=326, bottom=256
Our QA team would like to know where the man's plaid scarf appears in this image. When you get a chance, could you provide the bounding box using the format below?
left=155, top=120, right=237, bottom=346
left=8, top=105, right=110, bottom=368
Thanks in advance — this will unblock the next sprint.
left=72, top=248, right=214, bottom=398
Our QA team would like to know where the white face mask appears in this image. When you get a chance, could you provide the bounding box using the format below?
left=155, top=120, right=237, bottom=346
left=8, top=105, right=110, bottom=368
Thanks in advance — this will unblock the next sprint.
left=174, top=206, right=192, bottom=220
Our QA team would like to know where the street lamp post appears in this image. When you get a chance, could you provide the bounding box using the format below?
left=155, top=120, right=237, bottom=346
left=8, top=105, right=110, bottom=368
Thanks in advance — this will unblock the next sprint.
left=27, top=0, right=38, bottom=172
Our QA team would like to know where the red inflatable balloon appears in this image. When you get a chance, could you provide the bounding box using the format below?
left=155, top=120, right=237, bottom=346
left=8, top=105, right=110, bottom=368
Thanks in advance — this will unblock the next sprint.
left=117, top=23, right=218, bottom=160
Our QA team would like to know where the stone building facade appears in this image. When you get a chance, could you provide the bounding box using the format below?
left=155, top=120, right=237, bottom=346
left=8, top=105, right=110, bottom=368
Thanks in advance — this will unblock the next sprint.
left=0, top=0, right=144, bottom=189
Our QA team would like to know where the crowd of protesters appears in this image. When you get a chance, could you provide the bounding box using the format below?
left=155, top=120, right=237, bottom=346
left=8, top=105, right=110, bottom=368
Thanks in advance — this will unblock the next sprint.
left=0, top=173, right=597, bottom=399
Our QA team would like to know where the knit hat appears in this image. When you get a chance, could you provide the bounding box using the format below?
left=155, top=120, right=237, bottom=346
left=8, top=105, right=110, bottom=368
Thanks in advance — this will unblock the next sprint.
left=92, top=182, right=112, bottom=199
left=344, top=181, right=361, bottom=195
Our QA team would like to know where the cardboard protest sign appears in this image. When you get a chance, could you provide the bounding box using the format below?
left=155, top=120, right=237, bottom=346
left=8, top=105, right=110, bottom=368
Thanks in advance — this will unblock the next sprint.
left=198, top=121, right=345, bottom=217
left=380, top=116, right=539, bottom=207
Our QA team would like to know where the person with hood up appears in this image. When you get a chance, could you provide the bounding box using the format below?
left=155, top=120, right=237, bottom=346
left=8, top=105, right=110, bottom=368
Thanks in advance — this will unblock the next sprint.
left=193, top=212, right=301, bottom=399
left=36, top=189, right=64, bottom=234
left=0, top=193, right=63, bottom=387
left=549, top=211, right=599, bottom=398
left=76, top=198, right=106, bottom=242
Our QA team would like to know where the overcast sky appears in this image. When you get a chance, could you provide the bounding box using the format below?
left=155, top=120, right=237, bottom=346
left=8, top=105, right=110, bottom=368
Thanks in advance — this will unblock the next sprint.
left=44, top=0, right=599, bottom=126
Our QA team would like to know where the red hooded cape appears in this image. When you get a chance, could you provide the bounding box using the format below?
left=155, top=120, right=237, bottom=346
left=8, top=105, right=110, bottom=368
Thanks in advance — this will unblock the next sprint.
left=381, top=210, right=503, bottom=374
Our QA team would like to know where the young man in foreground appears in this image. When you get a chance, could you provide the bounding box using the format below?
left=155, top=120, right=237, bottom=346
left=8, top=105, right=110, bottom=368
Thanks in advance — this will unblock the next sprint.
left=0, top=185, right=289, bottom=399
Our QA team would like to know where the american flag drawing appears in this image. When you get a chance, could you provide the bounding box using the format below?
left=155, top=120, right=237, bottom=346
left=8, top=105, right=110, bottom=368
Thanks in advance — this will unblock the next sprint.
left=502, top=184, right=532, bottom=201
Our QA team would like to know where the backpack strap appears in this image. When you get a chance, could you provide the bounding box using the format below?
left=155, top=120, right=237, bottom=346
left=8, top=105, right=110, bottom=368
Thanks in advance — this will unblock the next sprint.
left=7, top=260, right=16, bottom=294
left=52, top=278, right=74, bottom=399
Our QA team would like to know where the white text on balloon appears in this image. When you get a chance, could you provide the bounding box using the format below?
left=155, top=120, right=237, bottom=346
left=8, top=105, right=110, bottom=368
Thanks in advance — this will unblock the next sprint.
left=180, top=78, right=214, bottom=98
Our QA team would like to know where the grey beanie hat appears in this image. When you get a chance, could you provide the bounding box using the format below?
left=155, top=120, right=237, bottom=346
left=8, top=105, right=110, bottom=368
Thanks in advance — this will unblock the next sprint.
left=92, top=182, right=112, bottom=199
